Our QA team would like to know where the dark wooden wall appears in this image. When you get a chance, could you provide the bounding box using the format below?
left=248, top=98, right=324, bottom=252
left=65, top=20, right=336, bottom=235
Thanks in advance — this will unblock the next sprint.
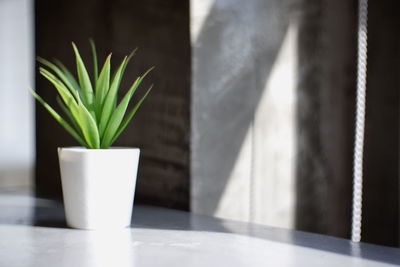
left=295, top=0, right=400, bottom=247
left=295, top=0, right=357, bottom=239
left=362, top=0, right=400, bottom=247
left=35, top=0, right=191, bottom=210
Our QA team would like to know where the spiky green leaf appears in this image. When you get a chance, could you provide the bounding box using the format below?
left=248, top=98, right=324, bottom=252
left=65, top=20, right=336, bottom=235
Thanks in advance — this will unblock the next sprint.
left=109, top=85, right=153, bottom=147
left=101, top=67, right=153, bottom=147
left=39, top=68, right=79, bottom=115
left=76, top=99, right=100, bottom=149
left=117, top=48, right=137, bottom=89
left=29, top=88, right=87, bottom=147
left=98, top=56, right=128, bottom=137
left=56, top=96, right=82, bottom=136
left=95, top=54, right=112, bottom=119
left=100, top=77, right=141, bottom=148
left=32, top=41, right=153, bottom=148
left=38, top=57, right=80, bottom=101
left=72, top=42, right=94, bottom=110
left=53, top=60, right=81, bottom=92
left=89, top=39, right=98, bottom=84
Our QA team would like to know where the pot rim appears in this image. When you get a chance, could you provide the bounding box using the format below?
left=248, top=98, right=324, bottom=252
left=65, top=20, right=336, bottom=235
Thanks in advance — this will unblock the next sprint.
left=58, top=146, right=140, bottom=153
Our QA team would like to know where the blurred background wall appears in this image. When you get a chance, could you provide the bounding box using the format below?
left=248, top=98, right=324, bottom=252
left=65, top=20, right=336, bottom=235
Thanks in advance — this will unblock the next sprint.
left=0, top=0, right=34, bottom=190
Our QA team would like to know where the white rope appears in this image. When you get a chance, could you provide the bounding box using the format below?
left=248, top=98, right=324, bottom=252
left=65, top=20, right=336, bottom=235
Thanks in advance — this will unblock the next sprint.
left=352, top=0, right=368, bottom=243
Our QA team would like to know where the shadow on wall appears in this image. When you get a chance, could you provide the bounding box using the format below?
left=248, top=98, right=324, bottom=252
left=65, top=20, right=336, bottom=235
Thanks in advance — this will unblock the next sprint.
left=192, top=0, right=358, bottom=240
left=191, top=0, right=292, bottom=221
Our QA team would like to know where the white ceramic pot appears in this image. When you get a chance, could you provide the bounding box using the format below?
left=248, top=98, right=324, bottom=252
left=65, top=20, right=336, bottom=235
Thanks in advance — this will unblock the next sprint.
left=58, top=147, right=140, bottom=230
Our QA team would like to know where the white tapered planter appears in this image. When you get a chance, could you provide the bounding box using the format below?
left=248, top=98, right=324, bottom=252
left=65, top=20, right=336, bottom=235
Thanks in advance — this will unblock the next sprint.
left=58, top=147, right=140, bottom=230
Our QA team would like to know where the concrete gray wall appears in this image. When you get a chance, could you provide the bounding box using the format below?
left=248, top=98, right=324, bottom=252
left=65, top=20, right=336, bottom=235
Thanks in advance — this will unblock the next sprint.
left=190, top=0, right=357, bottom=235
left=191, top=0, right=297, bottom=227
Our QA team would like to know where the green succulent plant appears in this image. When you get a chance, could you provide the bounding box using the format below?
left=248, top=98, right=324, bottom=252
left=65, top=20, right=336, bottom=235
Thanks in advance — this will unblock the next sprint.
left=30, top=40, right=153, bottom=149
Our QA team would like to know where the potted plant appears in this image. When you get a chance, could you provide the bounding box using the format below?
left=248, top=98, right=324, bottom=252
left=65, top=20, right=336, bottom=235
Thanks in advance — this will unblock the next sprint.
left=30, top=41, right=153, bottom=230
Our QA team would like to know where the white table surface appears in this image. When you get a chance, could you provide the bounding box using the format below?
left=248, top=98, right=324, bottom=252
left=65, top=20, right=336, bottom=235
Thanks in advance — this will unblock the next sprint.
left=0, top=191, right=399, bottom=267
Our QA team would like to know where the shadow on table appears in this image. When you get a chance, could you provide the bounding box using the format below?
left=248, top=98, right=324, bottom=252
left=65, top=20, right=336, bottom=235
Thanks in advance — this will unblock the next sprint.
left=1, top=197, right=397, bottom=266
left=33, top=203, right=67, bottom=228
left=132, top=206, right=400, bottom=266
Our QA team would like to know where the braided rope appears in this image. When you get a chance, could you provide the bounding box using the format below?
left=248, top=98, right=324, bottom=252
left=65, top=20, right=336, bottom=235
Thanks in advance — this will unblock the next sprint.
left=352, top=0, right=368, bottom=243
